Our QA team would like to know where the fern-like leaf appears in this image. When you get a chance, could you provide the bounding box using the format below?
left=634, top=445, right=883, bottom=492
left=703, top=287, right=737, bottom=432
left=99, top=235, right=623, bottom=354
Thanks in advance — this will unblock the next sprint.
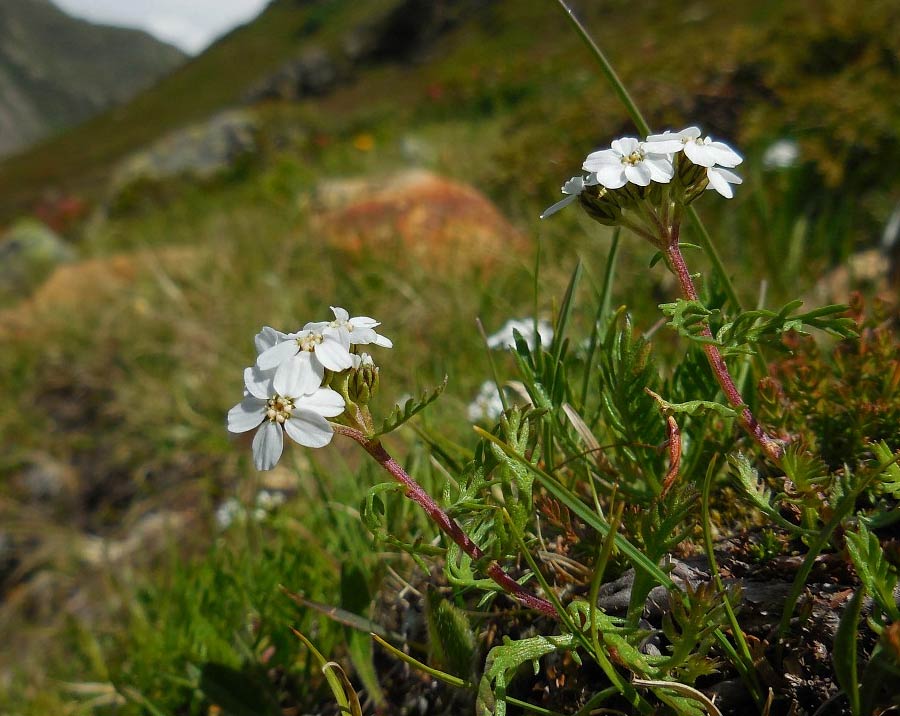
left=375, top=376, right=448, bottom=436
left=845, top=520, right=900, bottom=622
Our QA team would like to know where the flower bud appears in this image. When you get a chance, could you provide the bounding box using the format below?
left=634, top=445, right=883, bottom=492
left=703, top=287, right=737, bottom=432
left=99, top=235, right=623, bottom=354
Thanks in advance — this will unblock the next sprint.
left=348, top=353, right=379, bottom=405
left=578, top=185, right=622, bottom=226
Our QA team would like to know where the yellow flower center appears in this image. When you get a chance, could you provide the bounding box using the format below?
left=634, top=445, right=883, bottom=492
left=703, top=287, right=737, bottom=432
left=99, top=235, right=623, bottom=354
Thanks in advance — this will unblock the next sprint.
left=296, top=332, right=323, bottom=352
left=265, top=395, right=294, bottom=424
left=622, top=150, right=644, bottom=166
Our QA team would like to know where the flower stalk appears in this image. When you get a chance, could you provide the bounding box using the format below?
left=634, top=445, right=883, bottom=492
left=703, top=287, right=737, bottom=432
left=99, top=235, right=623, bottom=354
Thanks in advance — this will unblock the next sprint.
left=332, top=423, right=559, bottom=617
left=662, top=226, right=785, bottom=464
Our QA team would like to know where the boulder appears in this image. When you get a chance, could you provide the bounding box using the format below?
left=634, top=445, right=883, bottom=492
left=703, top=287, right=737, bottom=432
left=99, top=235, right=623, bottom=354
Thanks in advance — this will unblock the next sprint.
left=244, top=47, right=343, bottom=102
left=108, top=110, right=259, bottom=209
left=0, top=219, right=75, bottom=304
left=309, top=169, right=528, bottom=274
left=0, top=246, right=200, bottom=337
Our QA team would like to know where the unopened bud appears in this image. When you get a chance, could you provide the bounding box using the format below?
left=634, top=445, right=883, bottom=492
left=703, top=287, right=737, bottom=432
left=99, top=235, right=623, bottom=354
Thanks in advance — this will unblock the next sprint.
left=578, top=185, right=622, bottom=226
left=348, top=353, right=379, bottom=405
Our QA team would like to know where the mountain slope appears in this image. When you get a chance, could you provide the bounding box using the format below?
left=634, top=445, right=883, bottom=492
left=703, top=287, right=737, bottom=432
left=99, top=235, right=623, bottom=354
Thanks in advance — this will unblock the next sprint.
left=0, top=0, right=185, bottom=158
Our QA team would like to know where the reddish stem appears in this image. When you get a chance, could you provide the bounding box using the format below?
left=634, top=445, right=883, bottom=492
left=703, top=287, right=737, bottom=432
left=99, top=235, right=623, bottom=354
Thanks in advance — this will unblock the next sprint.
left=663, top=234, right=785, bottom=464
left=334, top=424, right=559, bottom=617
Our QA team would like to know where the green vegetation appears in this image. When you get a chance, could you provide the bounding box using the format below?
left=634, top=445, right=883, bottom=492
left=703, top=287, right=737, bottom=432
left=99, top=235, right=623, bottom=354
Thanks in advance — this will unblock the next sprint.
left=1, top=1, right=899, bottom=714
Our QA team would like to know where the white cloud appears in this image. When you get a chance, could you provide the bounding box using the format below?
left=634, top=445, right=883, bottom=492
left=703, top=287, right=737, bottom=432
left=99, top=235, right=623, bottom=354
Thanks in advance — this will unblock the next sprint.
left=50, top=0, right=270, bottom=54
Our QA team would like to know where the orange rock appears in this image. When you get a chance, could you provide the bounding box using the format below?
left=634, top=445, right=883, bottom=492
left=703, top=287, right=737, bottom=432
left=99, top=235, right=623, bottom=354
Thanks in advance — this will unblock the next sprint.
left=0, top=247, right=199, bottom=337
left=311, top=170, right=528, bottom=273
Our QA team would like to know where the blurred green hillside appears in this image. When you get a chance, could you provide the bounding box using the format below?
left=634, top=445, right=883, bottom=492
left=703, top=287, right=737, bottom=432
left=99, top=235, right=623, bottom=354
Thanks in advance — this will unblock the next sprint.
left=1, top=0, right=899, bottom=712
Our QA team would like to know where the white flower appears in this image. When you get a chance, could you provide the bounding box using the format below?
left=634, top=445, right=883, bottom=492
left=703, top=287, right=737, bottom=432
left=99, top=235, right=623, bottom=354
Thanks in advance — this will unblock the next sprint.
left=540, top=174, right=598, bottom=219
left=706, top=166, right=743, bottom=199
left=215, top=497, right=244, bottom=530
left=644, top=126, right=742, bottom=168
left=583, top=137, right=674, bottom=189
left=467, top=381, right=504, bottom=422
left=254, top=326, right=287, bottom=354
left=227, top=365, right=346, bottom=470
left=256, top=324, right=353, bottom=395
left=762, top=139, right=799, bottom=169
left=327, top=306, right=392, bottom=348
left=487, top=318, right=554, bottom=351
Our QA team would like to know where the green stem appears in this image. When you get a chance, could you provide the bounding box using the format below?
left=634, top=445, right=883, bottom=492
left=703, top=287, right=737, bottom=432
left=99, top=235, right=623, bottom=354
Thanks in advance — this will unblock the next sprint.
left=555, top=0, right=650, bottom=136
left=580, top=229, right=620, bottom=407
left=701, top=461, right=762, bottom=703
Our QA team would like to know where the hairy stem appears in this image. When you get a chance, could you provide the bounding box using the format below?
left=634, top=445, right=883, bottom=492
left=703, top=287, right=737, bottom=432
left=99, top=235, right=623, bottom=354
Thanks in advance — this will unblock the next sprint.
left=333, top=424, right=559, bottom=617
left=663, top=233, right=785, bottom=464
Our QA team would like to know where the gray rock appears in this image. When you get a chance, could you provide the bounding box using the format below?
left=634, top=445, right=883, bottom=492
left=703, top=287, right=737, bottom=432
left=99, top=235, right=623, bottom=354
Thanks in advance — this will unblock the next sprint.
left=243, top=47, right=342, bottom=102
left=109, top=109, right=259, bottom=199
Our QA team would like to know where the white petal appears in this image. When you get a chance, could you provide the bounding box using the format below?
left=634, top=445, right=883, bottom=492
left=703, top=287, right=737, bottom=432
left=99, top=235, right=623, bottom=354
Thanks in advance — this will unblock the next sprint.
left=541, top=194, right=578, bottom=219
left=706, top=167, right=741, bottom=198
left=643, top=137, right=684, bottom=154
left=244, top=365, right=274, bottom=400
left=582, top=149, right=619, bottom=171
left=347, top=326, right=376, bottom=344
left=227, top=397, right=266, bottom=433
left=705, top=141, right=742, bottom=167
left=252, top=421, right=283, bottom=470
left=257, top=339, right=298, bottom=370
left=372, top=334, right=393, bottom=348
left=275, top=352, right=323, bottom=396
left=302, top=320, right=329, bottom=332
left=315, top=336, right=353, bottom=371
left=330, top=306, right=350, bottom=322
left=645, top=155, right=675, bottom=183
left=561, top=176, right=585, bottom=195
left=714, top=167, right=742, bottom=184
left=610, top=137, right=640, bottom=156
left=624, top=163, right=651, bottom=186
left=284, top=410, right=334, bottom=448
left=684, top=142, right=716, bottom=167
left=348, top=315, right=380, bottom=329
left=254, top=326, right=287, bottom=353
left=595, top=166, right=627, bottom=189
left=299, top=387, right=346, bottom=417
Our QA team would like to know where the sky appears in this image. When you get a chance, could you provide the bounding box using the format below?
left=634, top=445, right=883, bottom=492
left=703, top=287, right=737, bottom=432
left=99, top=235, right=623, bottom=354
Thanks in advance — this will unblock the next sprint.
left=51, top=0, right=271, bottom=55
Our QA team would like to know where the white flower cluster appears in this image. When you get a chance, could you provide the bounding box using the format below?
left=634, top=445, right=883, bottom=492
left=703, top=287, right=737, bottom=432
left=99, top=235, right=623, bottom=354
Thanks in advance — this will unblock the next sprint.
left=486, top=318, right=554, bottom=351
left=542, top=126, right=744, bottom=218
left=227, top=306, right=392, bottom=471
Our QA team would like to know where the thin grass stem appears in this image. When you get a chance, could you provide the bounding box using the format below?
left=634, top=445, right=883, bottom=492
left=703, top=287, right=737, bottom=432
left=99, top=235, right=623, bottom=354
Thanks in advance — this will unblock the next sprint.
left=701, top=460, right=762, bottom=703
left=555, top=0, right=745, bottom=313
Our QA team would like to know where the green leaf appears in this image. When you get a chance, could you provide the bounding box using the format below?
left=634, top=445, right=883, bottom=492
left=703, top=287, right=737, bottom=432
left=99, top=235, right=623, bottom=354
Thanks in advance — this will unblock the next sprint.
left=474, top=427, right=674, bottom=589
left=845, top=521, right=900, bottom=622
left=646, top=389, right=739, bottom=419
left=293, top=630, right=361, bottom=716
left=477, top=633, right=578, bottom=716
left=833, top=588, right=864, bottom=716
left=873, top=441, right=900, bottom=497
left=659, top=299, right=718, bottom=343
left=375, top=376, right=448, bottom=436
left=729, top=453, right=811, bottom=537
left=341, top=564, right=386, bottom=707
